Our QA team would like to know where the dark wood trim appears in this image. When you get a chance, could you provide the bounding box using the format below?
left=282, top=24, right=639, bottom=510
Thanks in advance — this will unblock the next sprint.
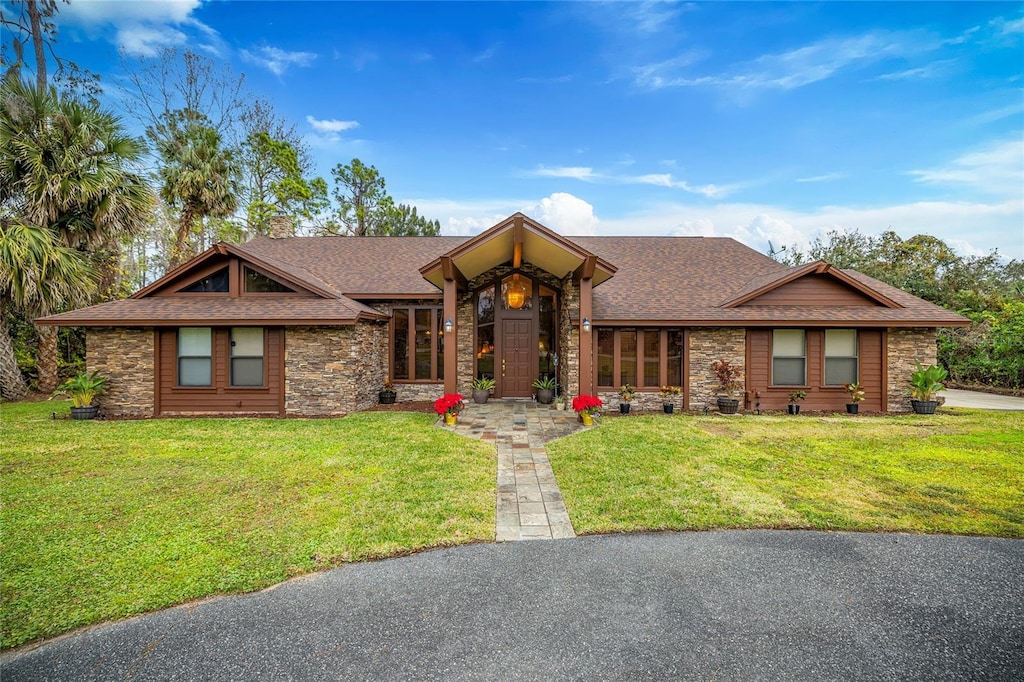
left=881, top=328, right=889, bottom=412
left=440, top=256, right=468, bottom=290
left=229, top=259, right=240, bottom=298
left=512, top=216, right=524, bottom=269
left=579, top=277, right=593, bottom=395
left=721, top=261, right=903, bottom=309
left=154, top=259, right=231, bottom=297
left=133, top=246, right=224, bottom=298
left=153, top=329, right=162, bottom=416
left=744, top=329, right=752, bottom=410
left=349, top=293, right=444, bottom=300
left=278, top=329, right=286, bottom=416
left=683, top=328, right=690, bottom=410
left=573, top=255, right=597, bottom=283
left=587, top=319, right=969, bottom=327
left=443, top=279, right=457, bottom=394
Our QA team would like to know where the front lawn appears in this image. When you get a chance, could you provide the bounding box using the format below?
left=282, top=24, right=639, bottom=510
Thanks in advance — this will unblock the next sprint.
left=547, top=410, right=1023, bottom=537
left=0, top=401, right=495, bottom=649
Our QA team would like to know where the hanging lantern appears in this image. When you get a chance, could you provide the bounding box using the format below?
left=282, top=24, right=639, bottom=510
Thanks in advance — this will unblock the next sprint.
left=506, top=274, right=527, bottom=310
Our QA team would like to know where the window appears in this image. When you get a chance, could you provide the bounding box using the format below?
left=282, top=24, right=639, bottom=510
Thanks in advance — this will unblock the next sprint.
left=244, top=268, right=294, bottom=293
left=501, top=274, right=531, bottom=310
left=595, top=328, right=684, bottom=389
left=178, top=327, right=212, bottom=386
left=230, top=328, right=265, bottom=386
left=825, top=329, right=858, bottom=385
left=772, top=330, right=806, bottom=386
left=392, top=306, right=443, bottom=381
left=180, top=268, right=228, bottom=292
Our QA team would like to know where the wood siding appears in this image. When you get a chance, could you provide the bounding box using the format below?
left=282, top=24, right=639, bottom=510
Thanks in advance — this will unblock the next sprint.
left=742, top=275, right=883, bottom=306
left=745, top=328, right=883, bottom=412
left=157, top=327, right=284, bottom=414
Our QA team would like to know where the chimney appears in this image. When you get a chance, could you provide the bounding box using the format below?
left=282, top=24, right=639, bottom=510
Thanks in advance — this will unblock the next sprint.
left=268, top=213, right=294, bottom=239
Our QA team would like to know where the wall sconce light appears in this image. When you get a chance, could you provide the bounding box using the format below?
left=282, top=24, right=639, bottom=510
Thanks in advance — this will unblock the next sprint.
left=444, top=318, right=454, bottom=334
left=582, top=317, right=591, bottom=333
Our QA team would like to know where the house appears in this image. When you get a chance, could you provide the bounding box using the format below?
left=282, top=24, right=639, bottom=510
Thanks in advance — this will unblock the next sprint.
left=39, top=213, right=968, bottom=417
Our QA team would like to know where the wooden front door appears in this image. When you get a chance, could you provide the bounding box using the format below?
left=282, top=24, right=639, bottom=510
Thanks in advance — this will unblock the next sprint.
left=501, top=318, right=533, bottom=397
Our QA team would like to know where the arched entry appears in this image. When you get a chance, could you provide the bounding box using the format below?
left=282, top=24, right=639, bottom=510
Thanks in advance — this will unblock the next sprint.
left=476, top=272, right=557, bottom=398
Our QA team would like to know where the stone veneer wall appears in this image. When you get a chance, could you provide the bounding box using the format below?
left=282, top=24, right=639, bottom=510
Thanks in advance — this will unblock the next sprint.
left=285, top=323, right=388, bottom=416
left=689, top=327, right=746, bottom=410
left=559, top=277, right=580, bottom=398
left=887, top=328, right=937, bottom=413
left=87, top=327, right=155, bottom=418
left=598, top=391, right=679, bottom=412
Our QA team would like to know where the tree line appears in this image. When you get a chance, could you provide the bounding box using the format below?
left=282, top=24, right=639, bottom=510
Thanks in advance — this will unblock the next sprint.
left=782, top=230, right=1024, bottom=391
left=1, top=0, right=439, bottom=399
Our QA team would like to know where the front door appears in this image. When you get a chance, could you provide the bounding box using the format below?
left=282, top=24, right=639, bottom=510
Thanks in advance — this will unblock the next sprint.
left=501, top=318, right=533, bottom=397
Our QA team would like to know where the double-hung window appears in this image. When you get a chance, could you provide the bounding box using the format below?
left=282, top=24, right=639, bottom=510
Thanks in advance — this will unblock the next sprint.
left=178, top=327, right=212, bottom=386
left=824, top=330, right=858, bottom=385
left=772, top=330, right=806, bottom=386
left=230, top=328, right=265, bottom=386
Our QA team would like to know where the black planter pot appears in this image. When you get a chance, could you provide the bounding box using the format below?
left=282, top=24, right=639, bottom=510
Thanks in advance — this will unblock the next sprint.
left=536, top=389, right=554, bottom=405
left=717, top=398, right=739, bottom=415
left=620, top=403, right=631, bottom=414
left=846, top=403, right=859, bottom=414
left=378, top=391, right=396, bottom=405
left=70, top=405, right=99, bottom=420
left=787, top=404, right=801, bottom=415
left=663, top=403, right=674, bottom=414
left=911, top=399, right=938, bottom=415
left=472, top=389, right=490, bottom=404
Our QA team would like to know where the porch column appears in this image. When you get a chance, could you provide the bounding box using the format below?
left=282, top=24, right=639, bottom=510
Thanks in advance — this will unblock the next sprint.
left=578, top=276, right=593, bottom=395
left=443, top=277, right=457, bottom=394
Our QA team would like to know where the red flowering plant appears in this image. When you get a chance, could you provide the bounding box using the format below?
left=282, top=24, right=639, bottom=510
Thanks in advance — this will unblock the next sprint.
left=434, top=393, right=466, bottom=417
left=571, top=395, right=603, bottom=416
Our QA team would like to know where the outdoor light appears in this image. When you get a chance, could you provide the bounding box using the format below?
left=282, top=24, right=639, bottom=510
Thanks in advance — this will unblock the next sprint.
left=506, top=274, right=527, bottom=309
left=444, top=318, right=453, bottom=334
left=582, top=317, right=591, bottom=333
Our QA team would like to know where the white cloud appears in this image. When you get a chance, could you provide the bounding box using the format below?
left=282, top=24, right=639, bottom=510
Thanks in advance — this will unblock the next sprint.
left=62, top=0, right=202, bottom=25
left=526, top=193, right=600, bottom=236
left=875, top=59, right=957, bottom=81
left=795, top=173, right=845, bottom=183
left=116, top=23, right=187, bottom=57
left=241, top=45, right=317, bottom=76
left=992, top=16, right=1024, bottom=36
left=635, top=30, right=940, bottom=91
left=306, top=116, right=360, bottom=134
left=908, top=137, right=1024, bottom=198
left=472, top=43, right=501, bottom=63
left=527, top=165, right=732, bottom=198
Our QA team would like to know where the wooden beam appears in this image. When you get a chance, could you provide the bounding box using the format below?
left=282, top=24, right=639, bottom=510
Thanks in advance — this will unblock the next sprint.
left=512, top=216, right=524, bottom=269
left=579, top=277, right=593, bottom=396
left=443, top=278, right=457, bottom=394
left=572, top=255, right=597, bottom=283
left=440, top=256, right=468, bottom=290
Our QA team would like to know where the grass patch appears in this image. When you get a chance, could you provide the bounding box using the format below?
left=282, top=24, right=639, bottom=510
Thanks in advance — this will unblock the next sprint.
left=547, top=410, right=1023, bottom=537
left=0, top=401, right=495, bottom=649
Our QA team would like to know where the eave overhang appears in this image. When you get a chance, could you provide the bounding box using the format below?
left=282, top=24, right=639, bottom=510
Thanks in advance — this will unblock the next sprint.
left=720, top=261, right=904, bottom=309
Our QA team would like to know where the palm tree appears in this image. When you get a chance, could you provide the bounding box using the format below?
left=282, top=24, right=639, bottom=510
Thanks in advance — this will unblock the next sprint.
left=1, top=78, right=154, bottom=393
left=0, top=222, right=93, bottom=400
left=155, top=110, right=238, bottom=265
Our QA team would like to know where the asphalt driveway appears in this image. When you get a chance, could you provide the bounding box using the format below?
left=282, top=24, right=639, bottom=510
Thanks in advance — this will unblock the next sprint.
left=3, top=531, right=1022, bottom=681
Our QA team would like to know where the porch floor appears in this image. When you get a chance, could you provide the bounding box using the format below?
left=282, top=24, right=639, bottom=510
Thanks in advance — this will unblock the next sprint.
left=448, top=399, right=584, bottom=541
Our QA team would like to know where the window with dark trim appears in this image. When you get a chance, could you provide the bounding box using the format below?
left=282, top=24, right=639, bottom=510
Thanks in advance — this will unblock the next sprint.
left=178, top=327, right=212, bottom=386
left=392, top=306, right=444, bottom=381
left=244, top=267, right=294, bottom=293
left=595, top=328, right=683, bottom=389
left=824, top=329, right=858, bottom=385
left=772, top=329, right=806, bottom=386
left=230, top=327, right=265, bottom=386
left=180, top=268, right=229, bottom=292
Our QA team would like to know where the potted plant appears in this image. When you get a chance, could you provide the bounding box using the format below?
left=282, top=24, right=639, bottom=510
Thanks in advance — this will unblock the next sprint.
left=787, top=390, right=807, bottom=415
left=843, top=382, right=865, bottom=414
left=909, top=362, right=947, bottom=414
left=711, top=359, right=742, bottom=414
left=434, top=393, right=466, bottom=426
left=472, top=377, right=495, bottom=404
left=617, top=384, right=636, bottom=414
left=55, top=370, right=107, bottom=420
left=572, top=395, right=602, bottom=426
left=533, top=376, right=556, bottom=404
left=659, top=385, right=681, bottom=414
left=378, top=379, right=397, bottom=405
left=552, top=395, right=567, bottom=411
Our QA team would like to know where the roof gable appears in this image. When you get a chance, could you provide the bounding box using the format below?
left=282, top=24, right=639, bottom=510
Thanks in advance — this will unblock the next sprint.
left=721, top=261, right=903, bottom=309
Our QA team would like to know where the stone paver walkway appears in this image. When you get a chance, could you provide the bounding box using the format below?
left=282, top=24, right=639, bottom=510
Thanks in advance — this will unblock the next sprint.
left=450, top=400, right=583, bottom=541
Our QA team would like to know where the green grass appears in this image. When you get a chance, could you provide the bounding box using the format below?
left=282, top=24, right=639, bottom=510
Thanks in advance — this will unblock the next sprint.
left=547, top=410, right=1024, bottom=538
left=0, top=401, right=495, bottom=649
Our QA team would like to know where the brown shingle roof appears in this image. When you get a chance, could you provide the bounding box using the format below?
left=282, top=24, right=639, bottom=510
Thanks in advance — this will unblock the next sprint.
left=40, top=296, right=386, bottom=326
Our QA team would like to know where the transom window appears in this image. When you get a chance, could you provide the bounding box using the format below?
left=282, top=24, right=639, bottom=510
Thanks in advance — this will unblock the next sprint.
left=178, top=327, right=212, bottom=386
left=596, top=328, right=684, bottom=389
left=392, top=307, right=444, bottom=381
left=230, top=328, right=265, bottom=386
left=772, top=329, right=806, bottom=386
left=824, top=329, right=858, bottom=385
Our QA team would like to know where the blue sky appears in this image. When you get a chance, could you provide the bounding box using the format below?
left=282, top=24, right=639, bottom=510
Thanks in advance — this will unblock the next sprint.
left=46, top=1, right=1024, bottom=258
